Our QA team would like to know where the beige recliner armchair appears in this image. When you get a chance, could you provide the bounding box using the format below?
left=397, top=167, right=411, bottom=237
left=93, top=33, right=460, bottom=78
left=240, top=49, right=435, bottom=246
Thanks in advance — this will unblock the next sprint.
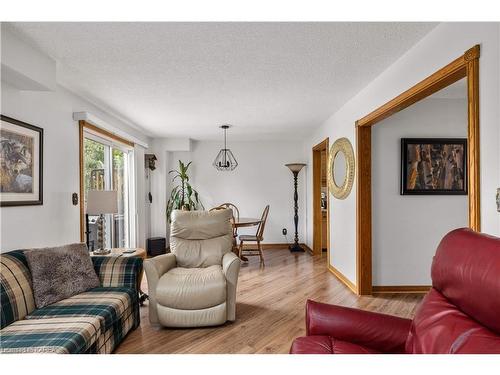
left=144, top=209, right=241, bottom=327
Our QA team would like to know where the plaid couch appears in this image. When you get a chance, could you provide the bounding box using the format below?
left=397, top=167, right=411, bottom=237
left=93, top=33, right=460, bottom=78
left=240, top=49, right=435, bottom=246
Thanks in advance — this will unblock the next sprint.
left=0, top=249, right=142, bottom=354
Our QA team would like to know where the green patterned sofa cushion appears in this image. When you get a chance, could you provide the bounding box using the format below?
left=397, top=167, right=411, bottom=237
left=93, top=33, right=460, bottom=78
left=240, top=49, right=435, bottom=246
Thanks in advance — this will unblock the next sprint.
left=0, top=315, right=102, bottom=354
left=26, top=287, right=139, bottom=331
left=1, top=251, right=36, bottom=329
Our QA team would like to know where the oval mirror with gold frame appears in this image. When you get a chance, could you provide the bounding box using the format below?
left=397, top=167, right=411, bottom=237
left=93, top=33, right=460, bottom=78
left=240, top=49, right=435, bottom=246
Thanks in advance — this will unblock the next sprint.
left=328, top=137, right=355, bottom=200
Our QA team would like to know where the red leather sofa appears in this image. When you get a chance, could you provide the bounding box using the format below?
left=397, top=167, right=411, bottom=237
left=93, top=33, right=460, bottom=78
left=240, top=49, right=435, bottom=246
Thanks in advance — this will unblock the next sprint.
left=290, top=228, right=500, bottom=354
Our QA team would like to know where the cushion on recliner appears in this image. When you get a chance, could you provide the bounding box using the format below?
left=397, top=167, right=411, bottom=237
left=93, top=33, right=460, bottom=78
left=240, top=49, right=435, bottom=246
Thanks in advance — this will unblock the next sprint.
left=170, top=210, right=233, bottom=267
left=431, top=228, right=500, bottom=334
left=405, top=228, right=500, bottom=354
left=156, top=265, right=226, bottom=310
left=290, top=336, right=380, bottom=354
left=405, top=288, right=500, bottom=354
left=170, top=236, right=233, bottom=268
left=289, top=228, right=500, bottom=355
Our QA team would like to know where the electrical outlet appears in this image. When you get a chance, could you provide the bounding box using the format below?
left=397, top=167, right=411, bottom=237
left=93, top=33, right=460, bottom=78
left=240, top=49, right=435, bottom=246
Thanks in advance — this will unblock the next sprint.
left=282, top=228, right=287, bottom=235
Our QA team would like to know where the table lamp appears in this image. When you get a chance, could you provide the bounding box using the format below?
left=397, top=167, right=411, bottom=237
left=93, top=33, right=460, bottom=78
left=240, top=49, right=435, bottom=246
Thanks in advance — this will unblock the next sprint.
left=86, top=190, right=118, bottom=252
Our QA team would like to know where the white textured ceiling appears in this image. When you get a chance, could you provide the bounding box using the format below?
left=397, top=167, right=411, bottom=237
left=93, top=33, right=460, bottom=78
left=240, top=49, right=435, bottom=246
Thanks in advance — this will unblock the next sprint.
left=7, top=22, right=437, bottom=140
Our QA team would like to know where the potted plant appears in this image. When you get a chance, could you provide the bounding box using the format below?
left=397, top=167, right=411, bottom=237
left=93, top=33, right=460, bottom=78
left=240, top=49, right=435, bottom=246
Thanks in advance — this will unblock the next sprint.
left=166, top=160, right=204, bottom=222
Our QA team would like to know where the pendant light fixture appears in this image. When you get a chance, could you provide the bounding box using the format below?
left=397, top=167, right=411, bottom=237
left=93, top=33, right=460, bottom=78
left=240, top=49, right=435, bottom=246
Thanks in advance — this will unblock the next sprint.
left=213, top=124, right=238, bottom=171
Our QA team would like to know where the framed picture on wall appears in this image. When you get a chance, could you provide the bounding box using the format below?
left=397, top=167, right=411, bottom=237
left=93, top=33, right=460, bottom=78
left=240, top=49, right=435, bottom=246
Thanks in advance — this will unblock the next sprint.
left=401, top=138, right=467, bottom=195
left=0, top=115, right=43, bottom=206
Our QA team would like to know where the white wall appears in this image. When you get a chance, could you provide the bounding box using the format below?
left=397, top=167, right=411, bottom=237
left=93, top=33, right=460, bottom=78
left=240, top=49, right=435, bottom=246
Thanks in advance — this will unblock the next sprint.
left=372, top=97, right=468, bottom=286
left=156, top=140, right=307, bottom=244
left=0, top=26, right=151, bottom=251
left=147, top=137, right=194, bottom=240
left=134, top=144, right=149, bottom=249
left=304, top=23, right=500, bottom=286
left=148, top=140, right=172, bottom=239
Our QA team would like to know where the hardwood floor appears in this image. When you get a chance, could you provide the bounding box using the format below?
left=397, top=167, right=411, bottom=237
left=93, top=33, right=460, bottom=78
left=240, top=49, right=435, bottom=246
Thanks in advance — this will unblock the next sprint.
left=115, top=249, right=423, bottom=354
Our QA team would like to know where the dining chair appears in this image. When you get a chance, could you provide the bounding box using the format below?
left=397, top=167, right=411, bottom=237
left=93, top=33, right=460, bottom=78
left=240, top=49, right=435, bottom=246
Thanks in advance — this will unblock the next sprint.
left=238, top=205, right=270, bottom=265
left=210, top=203, right=240, bottom=237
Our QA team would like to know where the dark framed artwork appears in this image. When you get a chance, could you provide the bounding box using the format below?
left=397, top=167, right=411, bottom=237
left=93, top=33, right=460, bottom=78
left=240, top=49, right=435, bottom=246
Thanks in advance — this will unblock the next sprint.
left=0, top=115, right=44, bottom=206
left=401, top=138, right=467, bottom=195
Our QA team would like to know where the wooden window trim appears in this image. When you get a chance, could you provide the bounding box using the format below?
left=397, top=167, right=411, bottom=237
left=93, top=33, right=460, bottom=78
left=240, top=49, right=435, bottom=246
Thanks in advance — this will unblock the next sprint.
left=355, top=45, right=480, bottom=295
left=80, top=120, right=135, bottom=148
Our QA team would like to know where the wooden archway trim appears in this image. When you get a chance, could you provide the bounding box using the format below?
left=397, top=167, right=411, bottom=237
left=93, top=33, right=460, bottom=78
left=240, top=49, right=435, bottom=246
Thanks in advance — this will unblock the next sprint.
left=355, top=45, right=480, bottom=295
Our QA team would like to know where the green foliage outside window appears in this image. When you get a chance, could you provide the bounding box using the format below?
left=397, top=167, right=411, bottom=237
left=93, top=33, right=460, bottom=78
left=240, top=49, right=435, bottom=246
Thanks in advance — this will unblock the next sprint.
left=84, top=138, right=105, bottom=197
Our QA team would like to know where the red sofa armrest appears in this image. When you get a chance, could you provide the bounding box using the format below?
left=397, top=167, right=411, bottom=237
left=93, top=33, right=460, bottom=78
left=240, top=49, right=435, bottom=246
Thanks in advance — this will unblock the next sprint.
left=306, top=299, right=412, bottom=353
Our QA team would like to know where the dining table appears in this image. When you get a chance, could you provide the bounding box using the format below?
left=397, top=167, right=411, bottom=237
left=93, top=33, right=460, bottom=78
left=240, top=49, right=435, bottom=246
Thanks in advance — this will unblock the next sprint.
left=233, top=217, right=261, bottom=229
left=232, top=217, right=261, bottom=261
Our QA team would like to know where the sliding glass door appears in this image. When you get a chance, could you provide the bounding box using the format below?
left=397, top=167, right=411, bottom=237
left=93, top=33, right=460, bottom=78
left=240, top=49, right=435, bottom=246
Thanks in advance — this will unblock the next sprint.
left=111, top=147, right=129, bottom=248
left=83, top=133, right=133, bottom=249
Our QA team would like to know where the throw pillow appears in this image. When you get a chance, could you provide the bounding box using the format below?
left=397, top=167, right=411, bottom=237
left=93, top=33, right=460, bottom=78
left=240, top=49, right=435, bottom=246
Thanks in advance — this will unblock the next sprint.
left=25, top=243, right=100, bottom=308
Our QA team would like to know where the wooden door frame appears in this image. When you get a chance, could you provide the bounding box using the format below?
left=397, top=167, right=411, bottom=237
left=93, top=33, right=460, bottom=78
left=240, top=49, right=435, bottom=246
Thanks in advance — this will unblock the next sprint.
left=355, top=45, right=481, bottom=295
left=312, top=138, right=330, bottom=257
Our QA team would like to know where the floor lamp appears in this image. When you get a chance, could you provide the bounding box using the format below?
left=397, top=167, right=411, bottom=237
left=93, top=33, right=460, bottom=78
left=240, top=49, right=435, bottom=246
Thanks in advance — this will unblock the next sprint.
left=285, top=163, right=306, bottom=252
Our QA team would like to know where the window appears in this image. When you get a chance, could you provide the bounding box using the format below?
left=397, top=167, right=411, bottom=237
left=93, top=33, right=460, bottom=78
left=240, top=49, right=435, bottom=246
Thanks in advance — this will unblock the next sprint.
left=80, top=123, right=135, bottom=249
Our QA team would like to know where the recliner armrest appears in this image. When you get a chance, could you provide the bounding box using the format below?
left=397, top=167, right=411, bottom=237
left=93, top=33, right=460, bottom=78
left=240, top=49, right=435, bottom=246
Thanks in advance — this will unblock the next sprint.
left=222, top=252, right=240, bottom=277
left=306, top=299, right=412, bottom=353
left=144, top=253, right=176, bottom=280
left=143, top=253, right=177, bottom=324
left=222, top=252, right=241, bottom=322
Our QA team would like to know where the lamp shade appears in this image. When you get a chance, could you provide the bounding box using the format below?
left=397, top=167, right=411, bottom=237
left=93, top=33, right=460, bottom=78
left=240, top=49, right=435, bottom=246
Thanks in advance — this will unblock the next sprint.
left=87, top=190, right=118, bottom=215
left=285, top=163, right=306, bottom=173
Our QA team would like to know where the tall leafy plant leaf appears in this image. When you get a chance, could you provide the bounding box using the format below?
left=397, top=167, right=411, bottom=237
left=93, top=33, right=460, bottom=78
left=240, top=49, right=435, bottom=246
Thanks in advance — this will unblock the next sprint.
left=166, top=160, right=204, bottom=222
